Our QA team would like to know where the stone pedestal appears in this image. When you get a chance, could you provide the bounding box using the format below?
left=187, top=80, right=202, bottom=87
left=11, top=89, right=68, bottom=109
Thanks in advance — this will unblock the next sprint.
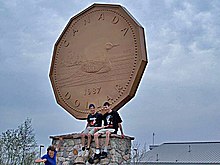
left=50, top=133, right=134, bottom=165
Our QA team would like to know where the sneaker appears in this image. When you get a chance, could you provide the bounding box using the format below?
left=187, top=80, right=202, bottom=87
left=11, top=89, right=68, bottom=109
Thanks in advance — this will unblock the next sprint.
left=100, top=151, right=108, bottom=159
left=88, top=157, right=94, bottom=164
left=78, top=149, right=85, bottom=157
left=93, top=153, right=101, bottom=160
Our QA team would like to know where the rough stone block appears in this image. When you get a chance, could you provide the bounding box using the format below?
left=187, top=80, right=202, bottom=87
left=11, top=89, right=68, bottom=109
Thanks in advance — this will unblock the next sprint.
left=50, top=133, right=134, bottom=164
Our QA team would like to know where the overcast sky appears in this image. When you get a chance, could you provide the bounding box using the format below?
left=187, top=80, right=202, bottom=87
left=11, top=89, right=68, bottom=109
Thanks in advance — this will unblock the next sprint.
left=1, top=0, right=220, bottom=152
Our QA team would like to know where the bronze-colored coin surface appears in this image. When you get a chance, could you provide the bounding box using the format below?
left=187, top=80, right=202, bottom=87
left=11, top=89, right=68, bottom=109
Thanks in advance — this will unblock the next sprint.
left=49, top=4, right=148, bottom=119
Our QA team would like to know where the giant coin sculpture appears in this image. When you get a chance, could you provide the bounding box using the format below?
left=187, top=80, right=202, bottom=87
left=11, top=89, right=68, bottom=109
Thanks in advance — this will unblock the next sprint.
left=49, top=4, right=148, bottom=119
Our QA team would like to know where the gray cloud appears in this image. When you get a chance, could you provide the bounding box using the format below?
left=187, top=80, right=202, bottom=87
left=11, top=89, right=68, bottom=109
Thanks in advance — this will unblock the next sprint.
left=0, top=0, right=220, bottom=149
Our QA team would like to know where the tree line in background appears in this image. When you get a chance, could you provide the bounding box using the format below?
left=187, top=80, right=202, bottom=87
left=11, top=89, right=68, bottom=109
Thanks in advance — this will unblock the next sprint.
left=0, top=118, right=38, bottom=165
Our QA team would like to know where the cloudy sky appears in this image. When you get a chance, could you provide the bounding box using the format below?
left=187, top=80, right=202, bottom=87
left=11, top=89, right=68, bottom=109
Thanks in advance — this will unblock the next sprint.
left=1, top=0, right=220, bottom=152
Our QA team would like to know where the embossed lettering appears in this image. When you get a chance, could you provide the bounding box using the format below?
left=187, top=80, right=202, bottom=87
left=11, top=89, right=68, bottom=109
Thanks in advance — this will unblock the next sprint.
left=65, top=92, right=71, bottom=100
left=73, top=29, right=78, bottom=36
left=112, top=16, right=119, bottom=24
left=107, top=95, right=114, bottom=102
left=115, top=84, right=123, bottom=93
left=84, top=87, right=101, bottom=96
left=121, top=28, right=129, bottom=36
left=64, top=40, right=69, bottom=47
left=85, top=102, right=89, bottom=109
left=84, top=17, right=90, bottom=25
left=98, top=13, right=104, bottom=20
left=74, top=99, right=80, bottom=107
left=97, top=100, right=102, bottom=109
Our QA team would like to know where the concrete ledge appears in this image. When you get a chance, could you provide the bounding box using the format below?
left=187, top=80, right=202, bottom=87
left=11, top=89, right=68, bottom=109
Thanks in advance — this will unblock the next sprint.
left=50, top=132, right=135, bottom=140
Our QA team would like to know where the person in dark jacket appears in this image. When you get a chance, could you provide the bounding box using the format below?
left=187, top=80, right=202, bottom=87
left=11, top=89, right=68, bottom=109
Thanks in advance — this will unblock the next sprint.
left=80, top=103, right=102, bottom=157
left=93, top=101, right=124, bottom=160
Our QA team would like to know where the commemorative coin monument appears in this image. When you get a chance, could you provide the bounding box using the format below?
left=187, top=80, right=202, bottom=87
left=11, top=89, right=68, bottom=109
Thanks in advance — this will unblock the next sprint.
left=49, top=3, right=148, bottom=164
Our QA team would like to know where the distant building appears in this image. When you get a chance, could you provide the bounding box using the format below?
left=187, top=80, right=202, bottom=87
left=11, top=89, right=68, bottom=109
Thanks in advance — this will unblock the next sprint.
left=141, top=141, right=220, bottom=165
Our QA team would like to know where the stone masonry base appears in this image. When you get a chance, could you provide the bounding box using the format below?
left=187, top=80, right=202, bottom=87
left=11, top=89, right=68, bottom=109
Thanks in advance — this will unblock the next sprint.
left=50, top=133, right=134, bottom=165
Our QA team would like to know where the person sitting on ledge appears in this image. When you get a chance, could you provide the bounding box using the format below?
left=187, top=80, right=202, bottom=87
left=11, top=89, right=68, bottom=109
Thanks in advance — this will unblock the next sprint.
left=93, top=101, right=124, bottom=160
left=80, top=103, right=102, bottom=157
left=35, top=137, right=63, bottom=165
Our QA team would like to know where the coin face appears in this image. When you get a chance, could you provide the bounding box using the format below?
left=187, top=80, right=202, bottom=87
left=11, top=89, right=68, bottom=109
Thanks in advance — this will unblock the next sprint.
left=49, top=4, right=148, bottom=119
